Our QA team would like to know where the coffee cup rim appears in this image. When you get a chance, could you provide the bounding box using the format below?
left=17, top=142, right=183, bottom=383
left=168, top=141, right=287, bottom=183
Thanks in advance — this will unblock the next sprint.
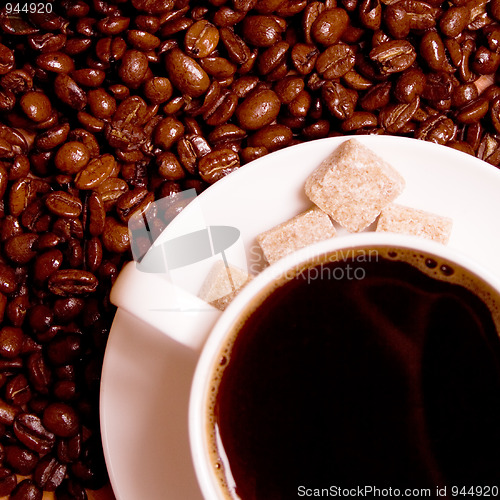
left=188, top=231, right=500, bottom=500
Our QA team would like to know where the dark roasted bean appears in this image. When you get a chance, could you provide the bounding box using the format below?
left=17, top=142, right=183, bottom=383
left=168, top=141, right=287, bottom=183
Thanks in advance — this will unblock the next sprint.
left=54, top=74, right=87, bottom=110
left=13, top=413, right=55, bottom=454
left=20, top=92, right=52, bottom=123
left=316, top=43, right=356, bottom=79
left=370, top=40, right=416, bottom=74
left=312, top=9, right=349, bottom=46
left=34, top=455, right=66, bottom=491
left=220, top=27, right=251, bottom=64
left=101, top=217, right=130, bottom=253
left=235, top=89, right=281, bottom=130
left=242, top=15, right=283, bottom=47
left=0, top=263, right=17, bottom=294
left=55, top=142, right=90, bottom=174
left=0, top=467, right=16, bottom=496
left=75, top=154, right=115, bottom=190
left=48, top=270, right=98, bottom=296
left=185, top=20, right=220, bottom=58
left=456, top=98, right=489, bottom=124
left=322, top=81, right=357, bottom=120
left=9, top=479, right=42, bottom=500
left=4, top=233, right=39, bottom=264
left=291, top=43, right=319, bottom=75
left=34, top=249, right=63, bottom=284
left=165, top=48, right=210, bottom=98
left=45, top=192, right=83, bottom=218
left=247, top=123, right=293, bottom=151
left=0, top=327, right=24, bottom=359
left=5, top=446, right=38, bottom=475
left=36, top=52, right=75, bottom=74
left=198, top=149, right=240, bottom=184
left=6, top=375, right=31, bottom=406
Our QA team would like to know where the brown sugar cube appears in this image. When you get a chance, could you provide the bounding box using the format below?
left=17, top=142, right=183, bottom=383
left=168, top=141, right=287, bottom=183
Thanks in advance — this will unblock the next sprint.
left=256, top=207, right=337, bottom=264
left=305, top=139, right=405, bottom=232
left=198, top=261, right=252, bottom=311
left=376, top=203, right=453, bottom=244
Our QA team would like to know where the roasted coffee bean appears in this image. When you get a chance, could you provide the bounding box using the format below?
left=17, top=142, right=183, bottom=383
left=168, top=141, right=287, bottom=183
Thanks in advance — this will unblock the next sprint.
left=118, top=49, right=149, bottom=89
left=312, top=9, right=349, bottom=46
left=456, top=98, right=489, bottom=124
left=198, top=149, right=240, bottom=184
left=9, top=479, right=42, bottom=500
left=394, top=68, right=425, bottom=103
left=235, top=89, right=281, bottom=130
left=416, top=115, right=456, bottom=144
left=0, top=263, right=17, bottom=294
left=165, top=48, right=210, bottom=98
left=36, top=52, right=75, bottom=74
left=1, top=69, right=33, bottom=94
left=35, top=123, right=71, bottom=151
left=54, top=74, right=87, bottom=110
left=53, top=298, right=85, bottom=324
left=70, top=68, right=106, bottom=88
left=247, top=123, right=293, bottom=151
left=241, top=15, right=283, bottom=47
left=154, top=116, right=185, bottom=150
left=20, top=92, right=52, bottom=123
left=0, top=400, right=19, bottom=426
left=48, top=270, right=98, bottom=297
left=34, top=249, right=63, bottom=284
left=116, top=187, right=154, bottom=223
left=157, top=151, right=185, bottom=180
left=322, top=81, right=357, bottom=120
left=34, top=455, right=66, bottom=491
left=101, top=217, right=130, bottom=253
left=28, top=304, right=54, bottom=334
left=45, top=192, right=83, bottom=218
left=4, top=446, right=38, bottom=475
left=302, top=119, right=330, bottom=140
left=316, top=43, right=355, bottom=79
left=4, top=233, right=39, bottom=265
left=75, top=154, right=115, bottom=190
left=0, top=327, right=24, bottom=359
left=5, top=375, right=31, bottom=406
left=379, top=97, right=420, bottom=132
left=185, top=20, right=220, bottom=58
left=291, top=43, right=319, bottom=75
left=47, top=333, right=83, bottom=366
left=257, top=41, right=289, bottom=75
left=95, top=177, right=129, bottom=210
left=370, top=40, right=416, bottom=74
left=0, top=467, right=16, bottom=496
left=54, top=142, right=90, bottom=174
left=439, top=6, right=469, bottom=37
left=13, top=413, right=55, bottom=454
left=220, top=27, right=252, bottom=64
left=274, top=75, right=304, bottom=104
left=6, top=296, right=29, bottom=328
left=360, top=81, right=392, bottom=110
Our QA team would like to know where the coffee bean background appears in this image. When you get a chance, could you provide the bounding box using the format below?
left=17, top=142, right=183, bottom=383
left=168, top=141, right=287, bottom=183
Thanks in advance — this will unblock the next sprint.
left=0, top=0, right=498, bottom=498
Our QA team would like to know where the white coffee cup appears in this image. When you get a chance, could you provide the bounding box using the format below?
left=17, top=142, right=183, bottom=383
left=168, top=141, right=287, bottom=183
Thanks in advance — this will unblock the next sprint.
left=110, top=231, right=500, bottom=500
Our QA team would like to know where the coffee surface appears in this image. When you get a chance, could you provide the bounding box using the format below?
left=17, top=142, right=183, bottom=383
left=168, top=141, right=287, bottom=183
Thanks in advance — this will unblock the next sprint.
left=212, top=255, right=500, bottom=499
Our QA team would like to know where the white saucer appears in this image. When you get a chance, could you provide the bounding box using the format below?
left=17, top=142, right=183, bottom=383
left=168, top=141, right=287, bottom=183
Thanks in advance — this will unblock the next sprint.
left=100, top=135, right=500, bottom=500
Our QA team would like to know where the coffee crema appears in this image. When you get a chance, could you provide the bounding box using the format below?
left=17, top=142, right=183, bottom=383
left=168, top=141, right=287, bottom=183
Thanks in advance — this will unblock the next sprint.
left=206, top=248, right=500, bottom=500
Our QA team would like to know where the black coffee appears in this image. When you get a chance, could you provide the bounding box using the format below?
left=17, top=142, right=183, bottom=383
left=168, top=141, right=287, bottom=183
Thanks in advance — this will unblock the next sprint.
left=208, top=250, right=500, bottom=500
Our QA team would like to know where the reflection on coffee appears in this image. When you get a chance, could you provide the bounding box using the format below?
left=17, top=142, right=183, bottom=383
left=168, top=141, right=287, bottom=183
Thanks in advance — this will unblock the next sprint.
left=206, top=248, right=500, bottom=500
